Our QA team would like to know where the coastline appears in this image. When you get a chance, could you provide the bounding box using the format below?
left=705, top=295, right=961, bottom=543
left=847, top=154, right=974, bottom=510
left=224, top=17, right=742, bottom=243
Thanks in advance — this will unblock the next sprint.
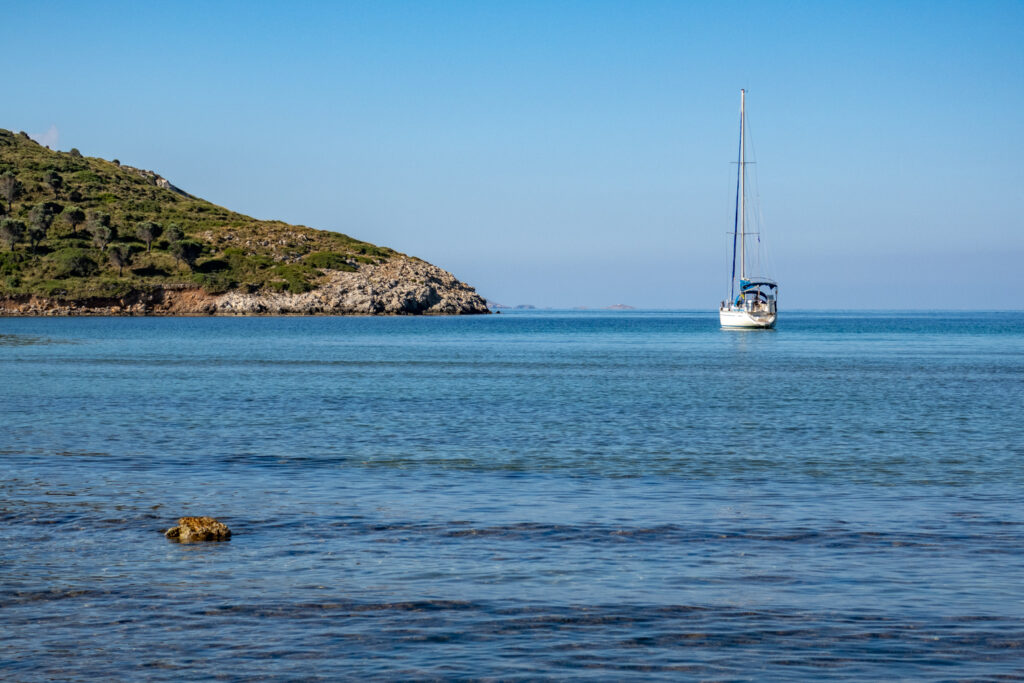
left=0, top=257, right=490, bottom=317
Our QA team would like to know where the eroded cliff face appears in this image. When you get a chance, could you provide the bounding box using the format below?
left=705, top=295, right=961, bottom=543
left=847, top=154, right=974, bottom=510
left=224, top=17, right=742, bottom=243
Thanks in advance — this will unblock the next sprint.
left=0, top=257, right=489, bottom=316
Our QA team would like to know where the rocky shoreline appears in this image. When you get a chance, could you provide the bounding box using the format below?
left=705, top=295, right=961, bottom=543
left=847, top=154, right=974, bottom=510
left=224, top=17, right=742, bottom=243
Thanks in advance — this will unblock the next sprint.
left=0, top=257, right=489, bottom=316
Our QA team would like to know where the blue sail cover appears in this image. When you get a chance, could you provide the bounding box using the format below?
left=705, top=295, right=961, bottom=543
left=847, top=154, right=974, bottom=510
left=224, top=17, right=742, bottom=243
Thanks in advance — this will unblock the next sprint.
left=740, top=279, right=777, bottom=291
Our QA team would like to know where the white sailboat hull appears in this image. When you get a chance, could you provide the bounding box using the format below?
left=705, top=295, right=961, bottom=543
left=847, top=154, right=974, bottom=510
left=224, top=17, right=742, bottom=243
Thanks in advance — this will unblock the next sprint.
left=719, top=308, right=776, bottom=329
left=717, top=90, right=778, bottom=330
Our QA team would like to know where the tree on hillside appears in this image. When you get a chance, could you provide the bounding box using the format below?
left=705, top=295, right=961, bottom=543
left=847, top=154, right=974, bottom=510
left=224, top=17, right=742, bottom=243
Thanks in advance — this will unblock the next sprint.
left=27, top=226, right=46, bottom=255
left=25, top=202, right=64, bottom=253
left=63, top=207, right=86, bottom=236
left=0, top=173, right=22, bottom=214
left=165, top=224, right=184, bottom=244
left=29, top=202, right=64, bottom=232
left=135, top=221, right=162, bottom=252
left=170, top=240, right=202, bottom=270
left=89, top=224, right=115, bottom=251
left=87, top=211, right=111, bottom=230
left=46, top=170, right=63, bottom=198
left=87, top=214, right=115, bottom=250
left=0, top=219, right=26, bottom=250
left=108, top=245, right=131, bottom=276
left=41, top=201, right=64, bottom=218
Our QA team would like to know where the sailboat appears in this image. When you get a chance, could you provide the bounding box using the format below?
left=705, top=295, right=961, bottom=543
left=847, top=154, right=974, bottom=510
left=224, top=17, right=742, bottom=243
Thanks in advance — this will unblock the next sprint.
left=719, top=89, right=778, bottom=329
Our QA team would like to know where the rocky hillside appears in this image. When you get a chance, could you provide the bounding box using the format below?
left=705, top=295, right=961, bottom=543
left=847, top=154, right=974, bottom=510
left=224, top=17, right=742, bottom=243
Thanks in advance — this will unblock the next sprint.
left=0, top=129, right=487, bottom=315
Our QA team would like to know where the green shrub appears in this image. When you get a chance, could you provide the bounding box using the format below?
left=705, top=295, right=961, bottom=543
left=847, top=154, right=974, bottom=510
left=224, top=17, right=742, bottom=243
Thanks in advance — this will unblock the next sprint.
left=266, top=279, right=290, bottom=293
left=92, top=278, right=133, bottom=297
left=74, top=170, right=101, bottom=184
left=269, top=264, right=316, bottom=293
left=196, top=258, right=229, bottom=273
left=170, top=240, right=203, bottom=270
left=131, top=265, right=171, bottom=277
left=52, top=248, right=99, bottom=279
left=305, top=251, right=356, bottom=271
left=191, top=272, right=236, bottom=294
left=353, top=243, right=390, bottom=258
left=40, top=280, right=69, bottom=297
left=0, top=250, right=25, bottom=275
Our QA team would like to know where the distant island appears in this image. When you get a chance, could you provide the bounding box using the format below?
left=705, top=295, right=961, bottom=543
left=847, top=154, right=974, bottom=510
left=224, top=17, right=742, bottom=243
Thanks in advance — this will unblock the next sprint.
left=0, top=129, right=487, bottom=315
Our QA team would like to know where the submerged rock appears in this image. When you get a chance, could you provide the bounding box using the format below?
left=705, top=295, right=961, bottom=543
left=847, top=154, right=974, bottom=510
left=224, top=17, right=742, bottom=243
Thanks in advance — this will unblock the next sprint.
left=165, top=516, right=231, bottom=543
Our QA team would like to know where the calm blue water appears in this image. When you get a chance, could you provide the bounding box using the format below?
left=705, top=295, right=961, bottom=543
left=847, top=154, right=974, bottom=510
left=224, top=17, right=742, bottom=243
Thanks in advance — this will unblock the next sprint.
left=2, top=311, right=1023, bottom=680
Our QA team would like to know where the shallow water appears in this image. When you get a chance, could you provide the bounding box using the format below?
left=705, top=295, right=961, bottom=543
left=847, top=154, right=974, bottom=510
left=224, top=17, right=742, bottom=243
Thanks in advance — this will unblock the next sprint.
left=2, top=311, right=1023, bottom=679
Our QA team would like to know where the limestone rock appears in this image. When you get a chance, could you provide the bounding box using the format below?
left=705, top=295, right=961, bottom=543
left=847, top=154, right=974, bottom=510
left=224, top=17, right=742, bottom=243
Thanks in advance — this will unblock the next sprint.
left=213, top=256, right=489, bottom=315
left=122, top=164, right=194, bottom=198
left=165, top=516, right=231, bottom=543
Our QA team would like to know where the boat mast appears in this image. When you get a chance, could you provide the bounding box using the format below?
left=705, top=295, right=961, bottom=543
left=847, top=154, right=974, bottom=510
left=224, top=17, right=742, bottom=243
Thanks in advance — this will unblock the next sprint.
left=739, top=89, right=746, bottom=282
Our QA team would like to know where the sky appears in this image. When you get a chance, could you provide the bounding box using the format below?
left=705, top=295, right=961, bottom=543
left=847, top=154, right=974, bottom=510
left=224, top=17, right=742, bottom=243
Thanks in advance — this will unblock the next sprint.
left=2, top=0, right=1022, bottom=308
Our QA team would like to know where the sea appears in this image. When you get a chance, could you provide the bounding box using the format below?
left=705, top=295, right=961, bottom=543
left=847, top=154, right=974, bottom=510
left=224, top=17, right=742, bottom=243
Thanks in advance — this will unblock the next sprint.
left=2, top=311, right=1023, bottom=680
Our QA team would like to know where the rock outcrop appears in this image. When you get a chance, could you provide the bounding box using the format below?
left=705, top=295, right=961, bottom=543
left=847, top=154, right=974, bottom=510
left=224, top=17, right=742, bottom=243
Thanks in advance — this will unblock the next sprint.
left=0, top=256, right=489, bottom=316
left=215, top=257, right=487, bottom=315
left=122, top=164, right=195, bottom=198
left=165, top=516, right=232, bottom=543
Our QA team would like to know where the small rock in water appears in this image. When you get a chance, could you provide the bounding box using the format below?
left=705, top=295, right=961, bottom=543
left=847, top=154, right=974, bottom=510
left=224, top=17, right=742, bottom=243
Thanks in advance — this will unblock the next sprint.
left=164, top=516, right=231, bottom=543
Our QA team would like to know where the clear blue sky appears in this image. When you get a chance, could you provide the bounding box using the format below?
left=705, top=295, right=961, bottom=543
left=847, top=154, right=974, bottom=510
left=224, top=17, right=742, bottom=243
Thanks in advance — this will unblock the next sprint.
left=3, top=1, right=1022, bottom=308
